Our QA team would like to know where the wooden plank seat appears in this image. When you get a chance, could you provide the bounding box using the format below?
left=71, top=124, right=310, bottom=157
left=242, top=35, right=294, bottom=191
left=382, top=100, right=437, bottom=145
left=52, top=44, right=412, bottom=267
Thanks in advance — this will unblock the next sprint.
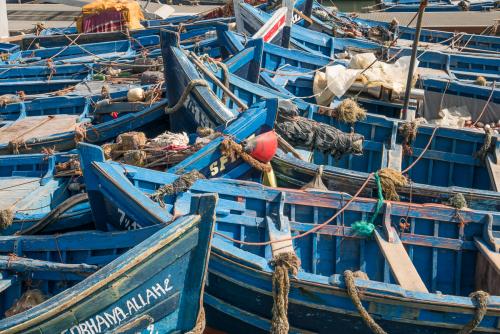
left=374, top=202, right=429, bottom=293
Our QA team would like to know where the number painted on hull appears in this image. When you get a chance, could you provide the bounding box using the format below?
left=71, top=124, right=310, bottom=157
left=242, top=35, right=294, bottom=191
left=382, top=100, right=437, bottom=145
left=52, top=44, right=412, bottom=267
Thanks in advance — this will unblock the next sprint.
left=118, top=208, right=140, bottom=230
left=185, top=97, right=214, bottom=128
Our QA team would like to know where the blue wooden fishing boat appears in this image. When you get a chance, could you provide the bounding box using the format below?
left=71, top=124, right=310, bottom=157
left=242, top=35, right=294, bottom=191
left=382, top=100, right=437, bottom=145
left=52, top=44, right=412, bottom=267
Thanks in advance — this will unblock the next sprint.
left=294, top=0, right=500, bottom=53
left=161, top=30, right=239, bottom=133
left=0, top=151, right=92, bottom=235
left=368, top=0, right=499, bottom=12
left=238, top=2, right=500, bottom=83
left=0, top=83, right=169, bottom=154
left=79, top=142, right=500, bottom=333
left=219, top=29, right=499, bottom=120
left=80, top=95, right=278, bottom=230
left=22, top=17, right=232, bottom=50
left=0, top=43, right=19, bottom=55
left=0, top=64, right=94, bottom=95
left=0, top=193, right=216, bottom=333
left=161, top=30, right=500, bottom=210
left=2, top=35, right=160, bottom=66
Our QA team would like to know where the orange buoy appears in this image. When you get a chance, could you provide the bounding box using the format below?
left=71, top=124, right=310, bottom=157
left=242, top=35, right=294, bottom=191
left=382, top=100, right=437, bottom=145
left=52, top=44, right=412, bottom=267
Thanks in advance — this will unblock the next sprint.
left=243, top=131, right=278, bottom=163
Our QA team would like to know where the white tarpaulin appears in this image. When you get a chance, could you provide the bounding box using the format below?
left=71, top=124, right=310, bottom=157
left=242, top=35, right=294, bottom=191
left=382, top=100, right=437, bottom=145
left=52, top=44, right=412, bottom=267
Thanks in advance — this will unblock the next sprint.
left=314, top=53, right=418, bottom=106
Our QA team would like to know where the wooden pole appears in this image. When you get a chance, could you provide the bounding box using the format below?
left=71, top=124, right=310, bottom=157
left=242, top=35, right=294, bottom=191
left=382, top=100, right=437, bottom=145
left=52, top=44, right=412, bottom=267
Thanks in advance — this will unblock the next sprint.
left=0, top=0, right=8, bottom=38
left=281, top=0, right=295, bottom=48
left=233, top=0, right=244, bottom=34
left=402, top=0, right=427, bottom=120
left=303, top=0, right=313, bottom=25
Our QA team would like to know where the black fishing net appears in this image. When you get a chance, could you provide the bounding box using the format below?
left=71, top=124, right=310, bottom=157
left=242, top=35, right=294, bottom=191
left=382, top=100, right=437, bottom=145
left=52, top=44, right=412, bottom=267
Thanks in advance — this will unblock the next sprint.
left=276, top=117, right=364, bottom=160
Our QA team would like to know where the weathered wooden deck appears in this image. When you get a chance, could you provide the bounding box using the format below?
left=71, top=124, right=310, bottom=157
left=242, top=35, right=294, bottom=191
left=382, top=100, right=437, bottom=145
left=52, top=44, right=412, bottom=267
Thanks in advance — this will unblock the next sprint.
left=0, top=115, right=78, bottom=144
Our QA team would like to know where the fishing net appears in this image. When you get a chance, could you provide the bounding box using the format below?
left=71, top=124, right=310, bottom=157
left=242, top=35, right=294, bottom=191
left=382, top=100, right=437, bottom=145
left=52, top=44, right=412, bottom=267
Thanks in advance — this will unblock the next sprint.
left=150, top=171, right=205, bottom=207
left=5, top=289, right=47, bottom=318
left=149, top=131, right=189, bottom=148
left=352, top=172, right=384, bottom=237
left=123, top=150, right=146, bottom=166
left=399, top=121, right=419, bottom=155
left=117, top=132, right=147, bottom=151
left=140, top=71, right=164, bottom=85
left=448, top=193, right=468, bottom=209
left=276, top=117, right=364, bottom=160
left=476, top=127, right=493, bottom=162
left=0, top=208, right=13, bottom=230
left=277, top=99, right=300, bottom=118
left=335, top=98, right=367, bottom=124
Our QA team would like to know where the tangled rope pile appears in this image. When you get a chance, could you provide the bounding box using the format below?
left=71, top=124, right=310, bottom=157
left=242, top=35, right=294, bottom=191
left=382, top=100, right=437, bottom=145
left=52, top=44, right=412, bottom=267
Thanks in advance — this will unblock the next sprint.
left=399, top=121, right=419, bottom=156
left=335, top=98, right=367, bottom=124
left=270, top=252, right=301, bottom=334
left=0, top=208, right=13, bottom=230
left=378, top=168, right=408, bottom=201
left=150, top=170, right=205, bottom=207
left=8, top=139, right=28, bottom=155
left=55, top=158, right=82, bottom=177
left=220, top=138, right=272, bottom=173
left=5, top=289, right=47, bottom=317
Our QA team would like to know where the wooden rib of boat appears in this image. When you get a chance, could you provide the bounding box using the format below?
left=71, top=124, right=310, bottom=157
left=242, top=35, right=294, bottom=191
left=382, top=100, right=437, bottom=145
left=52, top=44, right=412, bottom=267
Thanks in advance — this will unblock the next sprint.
left=79, top=143, right=500, bottom=333
left=0, top=84, right=168, bottom=154
left=238, top=2, right=500, bottom=83
left=161, top=30, right=500, bottom=210
left=0, top=151, right=92, bottom=235
left=0, top=193, right=216, bottom=334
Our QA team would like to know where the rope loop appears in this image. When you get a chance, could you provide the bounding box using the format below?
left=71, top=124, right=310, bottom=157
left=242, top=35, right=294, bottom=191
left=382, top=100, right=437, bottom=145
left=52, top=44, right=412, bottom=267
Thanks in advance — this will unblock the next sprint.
left=344, top=270, right=387, bottom=334
left=165, top=79, right=209, bottom=115
left=458, top=291, right=489, bottom=334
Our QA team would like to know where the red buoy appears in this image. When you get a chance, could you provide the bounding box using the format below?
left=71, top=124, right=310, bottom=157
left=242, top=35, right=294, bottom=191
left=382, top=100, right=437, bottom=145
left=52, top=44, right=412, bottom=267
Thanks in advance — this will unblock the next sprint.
left=243, top=131, right=278, bottom=163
